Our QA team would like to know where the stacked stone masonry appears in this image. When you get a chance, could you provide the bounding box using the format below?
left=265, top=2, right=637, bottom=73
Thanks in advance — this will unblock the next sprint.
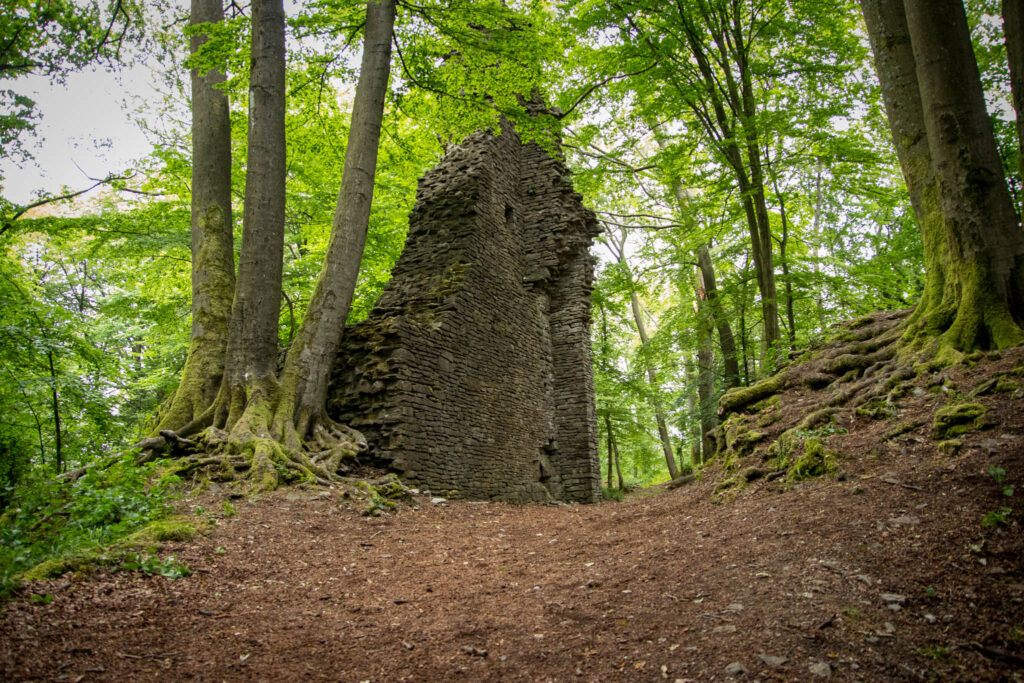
left=327, top=120, right=601, bottom=503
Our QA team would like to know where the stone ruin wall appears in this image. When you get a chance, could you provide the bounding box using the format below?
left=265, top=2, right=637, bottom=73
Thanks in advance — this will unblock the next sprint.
left=327, top=121, right=601, bottom=503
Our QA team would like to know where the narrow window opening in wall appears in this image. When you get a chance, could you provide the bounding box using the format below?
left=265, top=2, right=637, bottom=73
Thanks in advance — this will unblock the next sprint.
left=505, top=205, right=514, bottom=223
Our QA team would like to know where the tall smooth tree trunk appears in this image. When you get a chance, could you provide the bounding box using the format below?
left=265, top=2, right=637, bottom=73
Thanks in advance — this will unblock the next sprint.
left=673, top=8, right=780, bottom=358
left=612, top=426, right=624, bottom=490
left=652, top=125, right=740, bottom=389
left=738, top=255, right=752, bottom=384
left=217, top=0, right=287, bottom=430
left=811, top=161, right=827, bottom=329
left=682, top=353, right=700, bottom=464
left=627, top=286, right=679, bottom=479
left=157, top=0, right=235, bottom=434
left=606, top=228, right=679, bottom=479
left=694, top=267, right=716, bottom=462
left=773, top=186, right=797, bottom=350
left=47, top=349, right=62, bottom=472
left=603, top=412, right=625, bottom=489
left=731, top=4, right=781, bottom=363
left=604, top=412, right=614, bottom=488
left=274, top=0, right=396, bottom=441
left=1004, top=0, right=1024, bottom=188
left=903, top=0, right=1024, bottom=350
left=696, top=244, right=740, bottom=389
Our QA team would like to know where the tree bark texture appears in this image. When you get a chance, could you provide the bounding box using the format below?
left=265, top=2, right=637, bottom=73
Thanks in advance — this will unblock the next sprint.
left=652, top=123, right=742, bottom=391
left=904, top=0, right=1024, bottom=349
left=613, top=424, right=624, bottom=490
left=47, top=349, right=62, bottom=472
left=774, top=188, right=797, bottom=350
left=863, top=0, right=1024, bottom=352
left=696, top=244, right=740, bottom=389
left=626, top=286, right=679, bottom=480
left=219, top=0, right=287, bottom=429
left=604, top=412, right=624, bottom=490
left=157, top=0, right=236, bottom=434
left=1004, top=0, right=1024, bottom=184
left=694, top=265, right=717, bottom=463
left=680, top=16, right=779, bottom=358
left=604, top=412, right=613, bottom=489
left=274, top=0, right=396, bottom=440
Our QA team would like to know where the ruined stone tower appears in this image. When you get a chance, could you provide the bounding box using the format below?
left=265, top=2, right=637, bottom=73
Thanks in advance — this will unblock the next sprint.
left=327, top=120, right=601, bottom=503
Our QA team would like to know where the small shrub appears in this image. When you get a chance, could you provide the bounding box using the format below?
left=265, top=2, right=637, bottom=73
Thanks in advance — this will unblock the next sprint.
left=601, top=487, right=624, bottom=502
left=916, top=645, right=950, bottom=661
left=982, top=507, right=1012, bottom=528
left=119, top=552, right=191, bottom=579
left=362, top=493, right=396, bottom=516
left=988, top=466, right=1015, bottom=497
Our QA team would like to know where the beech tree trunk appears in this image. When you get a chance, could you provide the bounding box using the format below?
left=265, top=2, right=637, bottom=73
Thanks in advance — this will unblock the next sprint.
left=217, top=0, right=287, bottom=429
left=773, top=187, right=797, bottom=351
left=811, top=161, right=827, bottom=329
left=863, top=0, right=1024, bottom=353
left=675, top=6, right=779, bottom=360
left=604, top=412, right=613, bottom=488
left=274, top=0, right=396, bottom=440
left=652, top=127, right=740, bottom=390
left=606, top=228, right=679, bottom=479
left=696, top=244, right=740, bottom=389
left=1004, top=0, right=1024, bottom=184
left=613, top=426, right=624, bottom=490
left=156, top=0, right=235, bottom=434
left=604, top=412, right=624, bottom=490
left=627, top=286, right=679, bottom=480
left=694, top=266, right=717, bottom=462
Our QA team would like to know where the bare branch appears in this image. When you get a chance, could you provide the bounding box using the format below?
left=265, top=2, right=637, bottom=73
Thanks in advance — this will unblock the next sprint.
left=1, top=173, right=134, bottom=237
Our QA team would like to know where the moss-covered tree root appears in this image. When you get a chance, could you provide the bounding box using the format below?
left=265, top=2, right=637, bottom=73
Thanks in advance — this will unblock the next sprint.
left=717, top=309, right=911, bottom=421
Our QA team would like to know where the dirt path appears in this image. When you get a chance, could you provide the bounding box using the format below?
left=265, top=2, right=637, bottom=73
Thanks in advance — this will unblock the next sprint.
left=2, top=439, right=1022, bottom=681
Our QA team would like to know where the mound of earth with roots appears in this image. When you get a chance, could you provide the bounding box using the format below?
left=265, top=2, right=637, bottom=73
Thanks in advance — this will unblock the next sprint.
left=696, top=309, right=1024, bottom=501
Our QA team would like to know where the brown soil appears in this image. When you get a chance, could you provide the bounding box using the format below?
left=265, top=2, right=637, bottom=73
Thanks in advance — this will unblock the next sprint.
left=2, top=351, right=1023, bottom=681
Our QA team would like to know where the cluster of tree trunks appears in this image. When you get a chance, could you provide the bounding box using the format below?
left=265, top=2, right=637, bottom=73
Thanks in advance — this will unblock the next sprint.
left=151, top=0, right=397, bottom=481
left=861, top=0, right=1024, bottom=355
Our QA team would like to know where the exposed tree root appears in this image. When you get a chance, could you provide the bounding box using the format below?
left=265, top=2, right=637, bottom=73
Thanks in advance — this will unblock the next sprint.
left=134, top=389, right=370, bottom=495
left=161, top=417, right=369, bottom=494
left=708, top=306, right=1024, bottom=494
left=709, top=308, right=943, bottom=478
left=717, top=309, right=911, bottom=418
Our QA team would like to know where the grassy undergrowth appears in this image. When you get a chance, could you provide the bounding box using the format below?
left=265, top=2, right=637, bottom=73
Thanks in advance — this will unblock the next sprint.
left=0, top=455, right=183, bottom=598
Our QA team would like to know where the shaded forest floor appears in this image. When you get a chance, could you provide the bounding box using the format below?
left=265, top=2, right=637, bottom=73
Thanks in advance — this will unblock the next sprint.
left=2, top=350, right=1024, bottom=681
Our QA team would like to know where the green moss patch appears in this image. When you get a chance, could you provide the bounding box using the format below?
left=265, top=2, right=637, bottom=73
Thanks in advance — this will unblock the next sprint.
left=856, top=397, right=896, bottom=420
left=786, top=437, right=837, bottom=482
left=122, top=517, right=197, bottom=549
left=932, top=402, right=988, bottom=439
left=714, top=414, right=766, bottom=466
left=718, top=376, right=784, bottom=415
left=19, top=551, right=101, bottom=581
left=826, top=353, right=871, bottom=375
left=937, top=439, right=963, bottom=455
left=884, top=420, right=922, bottom=441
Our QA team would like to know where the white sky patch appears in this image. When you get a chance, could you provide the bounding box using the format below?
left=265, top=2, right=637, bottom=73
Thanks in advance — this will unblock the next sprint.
left=2, top=65, right=160, bottom=204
